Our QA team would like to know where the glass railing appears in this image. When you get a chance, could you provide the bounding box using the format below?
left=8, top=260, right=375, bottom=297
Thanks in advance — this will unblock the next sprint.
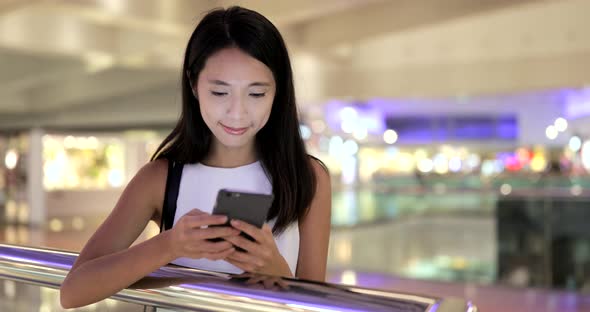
left=328, top=176, right=590, bottom=292
left=0, top=244, right=477, bottom=312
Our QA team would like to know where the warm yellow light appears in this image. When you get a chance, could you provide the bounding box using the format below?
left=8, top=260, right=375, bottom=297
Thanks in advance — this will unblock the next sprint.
left=516, top=148, right=530, bottom=163
left=414, top=149, right=428, bottom=160
left=335, top=239, right=352, bottom=263
left=49, top=219, right=64, bottom=232
left=452, top=257, right=467, bottom=270
left=4, top=149, right=18, bottom=169
left=433, top=154, right=449, bottom=174
left=72, top=217, right=85, bottom=231
left=530, top=155, right=547, bottom=172
left=84, top=51, right=115, bottom=73
left=417, top=158, right=434, bottom=173
left=5, top=200, right=17, bottom=222
left=340, top=270, right=357, bottom=285
left=17, top=202, right=29, bottom=223
left=395, top=152, right=415, bottom=173
left=4, top=227, right=16, bottom=244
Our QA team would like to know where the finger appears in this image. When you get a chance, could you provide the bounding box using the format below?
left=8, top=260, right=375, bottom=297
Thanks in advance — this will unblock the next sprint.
left=196, top=227, right=240, bottom=239
left=226, top=258, right=256, bottom=273
left=230, top=220, right=265, bottom=242
left=263, top=278, right=276, bottom=289
left=186, top=214, right=228, bottom=228
left=248, top=283, right=265, bottom=290
left=224, top=235, right=261, bottom=254
left=246, top=276, right=265, bottom=285
left=262, top=224, right=272, bottom=234
left=277, top=280, right=290, bottom=291
left=227, top=250, right=264, bottom=268
left=196, top=240, right=234, bottom=253
left=185, top=208, right=206, bottom=216
left=203, top=247, right=235, bottom=261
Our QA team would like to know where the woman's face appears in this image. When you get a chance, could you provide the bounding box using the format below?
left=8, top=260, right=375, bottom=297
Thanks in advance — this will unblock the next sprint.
left=195, top=47, right=275, bottom=150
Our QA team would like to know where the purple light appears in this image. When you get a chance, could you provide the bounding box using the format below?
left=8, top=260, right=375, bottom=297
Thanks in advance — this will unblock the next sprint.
left=427, top=301, right=441, bottom=312
left=180, top=283, right=284, bottom=301
left=0, top=254, right=71, bottom=270
left=180, top=284, right=362, bottom=312
left=324, top=100, right=385, bottom=134
left=564, top=88, right=590, bottom=119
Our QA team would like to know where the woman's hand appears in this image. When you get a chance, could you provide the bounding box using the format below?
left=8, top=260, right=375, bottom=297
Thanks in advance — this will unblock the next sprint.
left=167, top=209, right=240, bottom=260
left=231, top=272, right=290, bottom=291
left=224, top=220, right=293, bottom=277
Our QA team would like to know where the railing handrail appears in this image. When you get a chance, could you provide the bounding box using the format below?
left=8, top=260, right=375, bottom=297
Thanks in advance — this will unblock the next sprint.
left=0, top=243, right=475, bottom=312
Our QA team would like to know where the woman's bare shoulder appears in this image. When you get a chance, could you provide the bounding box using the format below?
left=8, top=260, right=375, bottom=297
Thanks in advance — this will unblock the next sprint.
left=131, top=158, right=169, bottom=221
left=140, top=158, right=168, bottom=180
left=308, top=155, right=330, bottom=184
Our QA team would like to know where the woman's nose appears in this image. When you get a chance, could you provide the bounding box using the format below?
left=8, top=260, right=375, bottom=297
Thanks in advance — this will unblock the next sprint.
left=226, top=95, right=247, bottom=118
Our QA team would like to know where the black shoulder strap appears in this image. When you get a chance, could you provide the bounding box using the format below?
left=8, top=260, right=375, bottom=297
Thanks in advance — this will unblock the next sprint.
left=160, top=160, right=183, bottom=232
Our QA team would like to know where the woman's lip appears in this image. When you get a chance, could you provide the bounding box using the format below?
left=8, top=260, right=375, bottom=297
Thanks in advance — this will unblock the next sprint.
left=220, top=123, right=248, bottom=135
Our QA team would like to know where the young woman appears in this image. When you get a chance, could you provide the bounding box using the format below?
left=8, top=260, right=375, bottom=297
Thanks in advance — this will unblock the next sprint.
left=60, top=6, right=331, bottom=309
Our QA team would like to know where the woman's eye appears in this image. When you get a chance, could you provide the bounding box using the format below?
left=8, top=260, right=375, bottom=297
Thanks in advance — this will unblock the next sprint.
left=250, top=93, right=266, bottom=98
left=211, top=91, right=227, bottom=97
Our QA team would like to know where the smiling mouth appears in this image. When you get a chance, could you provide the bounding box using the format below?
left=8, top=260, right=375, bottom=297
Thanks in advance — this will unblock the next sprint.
left=220, top=123, right=249, bottom=135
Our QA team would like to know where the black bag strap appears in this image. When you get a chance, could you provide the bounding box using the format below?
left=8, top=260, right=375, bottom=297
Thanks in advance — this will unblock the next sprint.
left=160, top=160, right=184, bottom=232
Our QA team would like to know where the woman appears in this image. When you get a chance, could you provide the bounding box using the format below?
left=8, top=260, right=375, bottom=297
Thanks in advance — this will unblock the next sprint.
left=60, top=6, right=331, bottom=309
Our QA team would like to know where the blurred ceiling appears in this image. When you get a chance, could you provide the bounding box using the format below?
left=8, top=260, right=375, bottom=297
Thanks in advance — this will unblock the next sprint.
left=0, top=0, right=589, bottom=130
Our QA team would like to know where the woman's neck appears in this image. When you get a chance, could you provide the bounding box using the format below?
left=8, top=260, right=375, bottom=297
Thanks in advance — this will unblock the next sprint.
left=202, top=140, right=258, bottom=168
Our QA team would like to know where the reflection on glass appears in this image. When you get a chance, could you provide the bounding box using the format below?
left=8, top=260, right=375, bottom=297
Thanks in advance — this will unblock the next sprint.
left=340, top=270, right=357, bottom=285
left=49, top=219, right=64, bottom=232
left=0, top=280, right=132, bottom=312
left=333, top=237, right=352, bottom=263
left=4, top=226, right=16, bottom=244
left=17, top=202, right=29, bottom=224
left=332, top=190, right=357, bottom=226
left=3, top=280, right=15, bottom=299
left=5, top=200, right=16, bottom=222
left=72, top=217, right=85, bottom=231
left=16, top=226, right=29, bottom=244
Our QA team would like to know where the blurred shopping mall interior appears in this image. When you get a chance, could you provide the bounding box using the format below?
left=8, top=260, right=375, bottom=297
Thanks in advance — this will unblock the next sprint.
left=1, top=0, right=590, bottom=311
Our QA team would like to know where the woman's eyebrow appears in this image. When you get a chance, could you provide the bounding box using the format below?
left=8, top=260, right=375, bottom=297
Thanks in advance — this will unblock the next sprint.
left=208, top=79, right=271, bottom=87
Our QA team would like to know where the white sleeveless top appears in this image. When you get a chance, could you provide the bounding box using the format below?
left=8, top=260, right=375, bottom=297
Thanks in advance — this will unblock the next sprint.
left=170, top=161, right=300, bottom=275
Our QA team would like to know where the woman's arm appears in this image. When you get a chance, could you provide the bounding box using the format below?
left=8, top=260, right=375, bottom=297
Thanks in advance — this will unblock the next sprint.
left=60, top=159, right=171, bottom=308
left=60, top=160, right=238, bottom=308
left=296, top=158, right=332, bottom=281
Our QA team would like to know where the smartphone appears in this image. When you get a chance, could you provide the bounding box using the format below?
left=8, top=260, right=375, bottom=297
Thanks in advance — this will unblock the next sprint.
left=209, top=189, right=274, bottom=248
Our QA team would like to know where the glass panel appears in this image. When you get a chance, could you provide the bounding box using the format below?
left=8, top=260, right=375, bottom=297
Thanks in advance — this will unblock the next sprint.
left=0, top=279, right=145, bottom=312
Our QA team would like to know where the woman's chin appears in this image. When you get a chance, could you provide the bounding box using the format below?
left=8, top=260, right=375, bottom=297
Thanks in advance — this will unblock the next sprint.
left=216, top=136, right=254, bottom=149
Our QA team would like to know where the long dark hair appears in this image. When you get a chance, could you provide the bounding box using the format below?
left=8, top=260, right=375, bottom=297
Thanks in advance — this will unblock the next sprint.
left=151, top=6, right=319, bottom=235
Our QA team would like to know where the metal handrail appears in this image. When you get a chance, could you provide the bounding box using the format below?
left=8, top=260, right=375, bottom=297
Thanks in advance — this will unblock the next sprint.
left=0, top=243, right=476, bottom=311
